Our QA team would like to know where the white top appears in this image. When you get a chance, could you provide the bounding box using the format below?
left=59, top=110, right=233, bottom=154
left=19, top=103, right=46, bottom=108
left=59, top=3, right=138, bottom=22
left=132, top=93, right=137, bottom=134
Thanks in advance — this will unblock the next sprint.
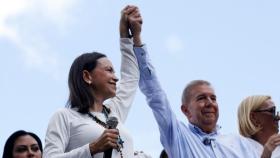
left=246, top=137, right=280, bottom=158
left=43, top=38, right=144, bottom=158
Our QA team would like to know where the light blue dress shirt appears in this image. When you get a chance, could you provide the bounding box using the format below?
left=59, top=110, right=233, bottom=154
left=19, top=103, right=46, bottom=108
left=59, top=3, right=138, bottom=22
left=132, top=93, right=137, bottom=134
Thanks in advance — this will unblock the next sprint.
left=133, top=46, right=259, bottom=158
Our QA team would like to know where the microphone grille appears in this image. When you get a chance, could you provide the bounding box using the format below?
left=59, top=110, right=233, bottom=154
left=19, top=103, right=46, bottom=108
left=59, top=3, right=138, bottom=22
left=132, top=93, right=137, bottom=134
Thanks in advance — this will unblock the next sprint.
left=106, top=116, right=118, bottom=129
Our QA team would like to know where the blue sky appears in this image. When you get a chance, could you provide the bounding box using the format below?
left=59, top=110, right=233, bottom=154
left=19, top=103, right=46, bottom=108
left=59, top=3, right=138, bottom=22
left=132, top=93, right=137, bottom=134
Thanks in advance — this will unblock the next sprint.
left=1, top=0, right=280, bottom=157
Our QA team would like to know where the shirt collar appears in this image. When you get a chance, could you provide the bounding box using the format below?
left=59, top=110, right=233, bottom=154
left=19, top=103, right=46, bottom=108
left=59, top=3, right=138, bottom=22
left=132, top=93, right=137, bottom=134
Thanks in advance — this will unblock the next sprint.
left=188, top=123, right=221, bottom=136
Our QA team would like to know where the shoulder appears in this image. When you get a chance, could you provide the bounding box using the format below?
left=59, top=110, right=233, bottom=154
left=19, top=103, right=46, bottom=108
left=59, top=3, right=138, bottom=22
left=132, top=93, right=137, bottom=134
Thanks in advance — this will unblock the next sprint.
left=217, top=134, right=260, bottom=157
left=217, top=133, right=242, bottom=142
left=52, top=108, right=74, bottom=116
left=47, top=108, right=89, bottom=131
left=50, top=108, right=84, bottom=121
left=218, top=133, right=254, bottom=148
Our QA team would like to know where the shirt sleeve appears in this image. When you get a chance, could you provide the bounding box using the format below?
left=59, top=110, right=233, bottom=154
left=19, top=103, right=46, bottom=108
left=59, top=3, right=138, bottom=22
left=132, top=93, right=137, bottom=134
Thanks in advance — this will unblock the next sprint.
left=133, top=46, right=180, bottom=147
left=105, top=38, right=140, bottom=123
left=43, top=109, right=92, bottom=158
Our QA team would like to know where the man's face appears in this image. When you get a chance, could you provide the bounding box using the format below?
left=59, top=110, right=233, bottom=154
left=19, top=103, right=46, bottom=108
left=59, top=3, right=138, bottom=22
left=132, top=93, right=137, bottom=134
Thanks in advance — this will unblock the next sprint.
left=182, top=84, right=219, bottom=133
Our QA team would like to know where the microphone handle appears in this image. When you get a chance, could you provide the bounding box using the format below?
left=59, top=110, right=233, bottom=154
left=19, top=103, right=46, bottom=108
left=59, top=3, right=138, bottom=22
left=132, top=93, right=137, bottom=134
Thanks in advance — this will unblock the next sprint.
left=103, top=148, right=113, bottom=158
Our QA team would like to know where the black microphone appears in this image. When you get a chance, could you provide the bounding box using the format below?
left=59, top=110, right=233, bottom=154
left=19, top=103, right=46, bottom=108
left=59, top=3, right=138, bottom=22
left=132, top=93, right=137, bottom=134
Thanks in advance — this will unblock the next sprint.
left=103, top=116, right=118, bottom=158
left=203, top=138, right=212, bottom=146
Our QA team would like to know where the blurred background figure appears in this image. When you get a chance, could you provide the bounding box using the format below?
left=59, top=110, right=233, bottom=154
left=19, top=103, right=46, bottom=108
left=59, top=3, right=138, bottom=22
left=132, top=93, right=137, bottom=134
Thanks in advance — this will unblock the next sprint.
left=2, top=130, right=42, bottom=158
left=238, top=95, right=280, bottom=158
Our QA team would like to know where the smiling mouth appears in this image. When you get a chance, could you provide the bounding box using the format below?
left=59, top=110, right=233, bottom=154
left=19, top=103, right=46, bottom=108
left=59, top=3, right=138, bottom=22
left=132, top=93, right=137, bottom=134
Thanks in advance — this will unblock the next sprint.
left=109, top=82, right=116, bottom=86
left=203, top=111, right=215, bottom=114
left=203, top=112, right=215, bottom=117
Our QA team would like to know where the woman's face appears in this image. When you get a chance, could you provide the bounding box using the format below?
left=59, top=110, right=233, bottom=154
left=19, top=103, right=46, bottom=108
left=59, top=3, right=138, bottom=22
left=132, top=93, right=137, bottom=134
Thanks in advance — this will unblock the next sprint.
left=89, top=57, right=119, bottom=100
left=254, top=99, right=279, bottom=134
left=13, top=135, right=42, bottom=158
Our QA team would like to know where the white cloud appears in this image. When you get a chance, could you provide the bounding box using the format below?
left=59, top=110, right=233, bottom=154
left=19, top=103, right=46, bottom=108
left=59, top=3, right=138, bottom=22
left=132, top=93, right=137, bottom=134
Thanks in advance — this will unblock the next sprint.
left=40, top=0, right=77, bottom=29
left=0, top=0, right=31, bottom=37
left=19, top=38, right=61, bottom=79
left=0, top=0, right=29, bottom=38
left=0, top=0, right=29, bottom=19
left=0, top=0, right=77, bottom=79
left=165, top=34, right=185, bottom=54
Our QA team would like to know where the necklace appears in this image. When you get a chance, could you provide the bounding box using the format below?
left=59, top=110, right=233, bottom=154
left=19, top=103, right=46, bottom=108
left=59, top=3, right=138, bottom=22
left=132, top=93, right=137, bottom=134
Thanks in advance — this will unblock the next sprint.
left=87, top=105, right=124, bottom=158
left=87, top=106, right=109, bottom=128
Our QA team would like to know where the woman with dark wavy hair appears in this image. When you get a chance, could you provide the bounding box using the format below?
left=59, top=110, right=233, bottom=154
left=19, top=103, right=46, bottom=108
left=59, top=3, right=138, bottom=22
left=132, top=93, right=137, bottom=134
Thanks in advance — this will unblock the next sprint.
left=43, top=5, right=149, bottom=158
left=3, top=130, right=42, bottom=158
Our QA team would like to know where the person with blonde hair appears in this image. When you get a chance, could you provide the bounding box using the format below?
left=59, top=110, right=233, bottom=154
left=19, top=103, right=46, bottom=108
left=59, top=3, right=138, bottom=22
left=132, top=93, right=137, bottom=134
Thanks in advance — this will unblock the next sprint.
left=238, top=95, right=280, bottom=158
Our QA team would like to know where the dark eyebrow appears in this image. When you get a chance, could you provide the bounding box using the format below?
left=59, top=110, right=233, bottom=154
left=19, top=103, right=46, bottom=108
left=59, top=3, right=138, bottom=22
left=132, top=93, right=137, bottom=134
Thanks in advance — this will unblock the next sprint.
left=15, top=145, right=27, bottom=148
left=16, top=143, right=39, bottom=147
